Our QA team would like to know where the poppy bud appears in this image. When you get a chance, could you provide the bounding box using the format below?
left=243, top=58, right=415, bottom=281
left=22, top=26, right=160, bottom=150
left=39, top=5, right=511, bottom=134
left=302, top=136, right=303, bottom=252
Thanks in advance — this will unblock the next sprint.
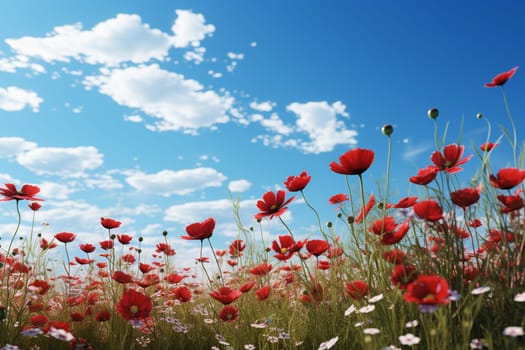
left=382, top=124, right=394, bottom=136
left=427, top=108, right=439, bottom=119
left=162, top=230, right=168, bottom=236
left=476, top=113, right=483, bottom=119
left=138, top=237, right=143, bottom=242
left=347, top=216, right=355, bottom=224
left=110, top=234, right=116, bottom=240
left=337, top=212, right=342, bottom=218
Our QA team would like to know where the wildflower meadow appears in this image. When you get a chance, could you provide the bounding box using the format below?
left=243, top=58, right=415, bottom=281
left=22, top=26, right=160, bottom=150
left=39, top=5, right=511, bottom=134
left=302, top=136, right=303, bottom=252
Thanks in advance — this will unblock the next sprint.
left=1, top=66, right=524, bottom=349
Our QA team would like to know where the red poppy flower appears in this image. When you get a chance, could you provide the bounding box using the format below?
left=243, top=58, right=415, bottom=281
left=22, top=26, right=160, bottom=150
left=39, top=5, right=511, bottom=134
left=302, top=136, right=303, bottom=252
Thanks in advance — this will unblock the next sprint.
left=112, top=271, right=133, bottom=284
left=139, top=263, right=154, bottom=274
left=121, top=254, right=136, bottom=264
left=255, top=285, right=271, bottom=301
left=164, top=273, right=185, bottom=284
left=498, top=189, right=524, bottom=213
left=369, top=217, right=411, bottom=245
left=403, top=274, right=449, bottom=305
left=382, top=249, right=407, bottom=265
left=240, top=280, right=257, bottom=293
left=329, top=193, right=349, bottom=205
left=391, top=264, right=419, bottom=290
left=254, top=190, right=295, bottom=220
left=117, top=234, right=132, bottom=245
left=271, top=235, right=304, bottom=261
left=413, top=200, right=443, bottom=222
left=172, top=286, right=192, bottom=302
left=78, top=243, right=95, bottom=254
left=305, top=239, right=330, bottom=257
left=100, top=217, right=121, bottom=229
left=210, top=286, right=242, bottom=305
left=409, top=166, right=438, bottom=185
left=329, top=148, right=374, bottom=175
left=70, top=312, right=85, bottom=322
left=116, top=289, right=153, bottom=321
left=218, top=305, right=239, bottom=322
left=75, top=256, right=93, bottom=265
left=284, top=171, right=311, bottom=192
left=54, top=232, right=76, bottom=243
left=249, top=262, right=273, bottom=276
left=484, top=66, right=518, bottom=87
left=99, top=240, right=114, bottom=250
left=355, top=193, right=375, bottom=224
left=228, top=239, right=246, bottom=257
left=430, top=144, right=472, bottom=174
left=29, top=202, right=42, bottom=211
left=95, top=310, right=111, bottom=322
left=468, top=218, right=483, bottom=228
left=155, top=243, right=176, bottom=256
left=389, top=196, right=418, bottom=209
left=345, top=280, right=369, bottom=300
left=450, top=186, right=481, bottom=210
left=480, top=142, right=498, bottom=152
left=0, top=183, right=43, bottom=202
left=489, top=168, right=525, bottom=190
left=29, top=279, right=51, bottom=295
left=181, top=217, right=216, bottom=240
left=40, top=238, right=57, bottom=250
left=30, top=314, right=48, bottom=327
left=317, top=260, right=331, bottom=270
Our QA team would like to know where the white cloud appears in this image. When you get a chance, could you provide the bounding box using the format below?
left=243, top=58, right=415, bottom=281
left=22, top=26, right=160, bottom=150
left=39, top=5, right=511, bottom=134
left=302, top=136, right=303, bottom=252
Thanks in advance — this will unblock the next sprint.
left=125, top=167, right=227, bottom=196
left=171, top=10, right=215, bottom=48
left=83, top=64, right=233, bottom=132
left=16, top=146, right=104, bottom=177
left=259, top=113, right=294, bottom=135
left=0, top=86, right=43, bottom=112
left=249, top=100, right=274, bottom=112
left=0, top=137, right=37, bottom=158
left=123, top=114, right=143, bottom=123
left=228, top=179, right=252, bottom=193
left=0, top=173, right=17, bottom=185
left=164, top=198, right=258, bottom=234
left=183, top=47, right=206, bottom=64
left=286, top=101, right=357, bottom=153
left=5, top=14, right=172, bottom=66
left=227, top=52, right=244, bottom=60
left=83, top=173, right=123, bottom=190
left=38, top=181, right=77, bottom=200
left=0, top=55, right=46, bottom=74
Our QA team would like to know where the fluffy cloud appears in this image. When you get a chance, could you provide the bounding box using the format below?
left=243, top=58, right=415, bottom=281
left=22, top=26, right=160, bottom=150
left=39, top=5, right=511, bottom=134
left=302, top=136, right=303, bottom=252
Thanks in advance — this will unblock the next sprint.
left=0, top=86, right=43, bottom=112
left=286, top=101, right=357, bottom=153
left=16, top=146, right=104, bottom=177
left=228, top=179, right=252, bottom=192
left=164, top=198, right=258, bottom=234
left=5, top=14, right=172, bottom=66
left=0, top=137, right=37, bottom=158
left=249, top=100, right=274, bottom=112
left=171, top=9, right=215, bottom=48
left=125, top=167, right=227, bottom=196
left=83, top=64, right=233, bottom=132
left=38, top=181, right=77, bottom=200
left=258, top=113, right=294, bottom=135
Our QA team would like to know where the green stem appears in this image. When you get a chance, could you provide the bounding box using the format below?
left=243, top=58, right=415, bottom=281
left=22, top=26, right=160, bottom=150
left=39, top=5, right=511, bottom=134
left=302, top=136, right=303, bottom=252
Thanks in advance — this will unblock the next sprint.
left=300, top=190, right=330, bottom=242
left=500, top=86, right=518, bottom=167
left=208, top=238, right=224, bottom=285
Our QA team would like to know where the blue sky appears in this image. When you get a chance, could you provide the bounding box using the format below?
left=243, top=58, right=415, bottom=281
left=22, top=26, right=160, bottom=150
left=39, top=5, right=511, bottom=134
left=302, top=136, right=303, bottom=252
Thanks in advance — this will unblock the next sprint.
left=0, top=1, right=523, bottom=265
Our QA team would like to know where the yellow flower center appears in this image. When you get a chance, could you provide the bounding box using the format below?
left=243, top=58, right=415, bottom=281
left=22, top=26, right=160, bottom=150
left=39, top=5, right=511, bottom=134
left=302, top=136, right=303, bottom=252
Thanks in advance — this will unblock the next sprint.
left=130, top=305, right=139, bottom=314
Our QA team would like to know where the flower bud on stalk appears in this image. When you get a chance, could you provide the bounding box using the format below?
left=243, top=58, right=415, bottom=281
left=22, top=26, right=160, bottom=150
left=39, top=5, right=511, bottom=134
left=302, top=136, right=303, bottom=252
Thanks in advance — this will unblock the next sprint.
left=382, top=124, right=394, bottom=136
left=427, top=108, right=439, bottom=119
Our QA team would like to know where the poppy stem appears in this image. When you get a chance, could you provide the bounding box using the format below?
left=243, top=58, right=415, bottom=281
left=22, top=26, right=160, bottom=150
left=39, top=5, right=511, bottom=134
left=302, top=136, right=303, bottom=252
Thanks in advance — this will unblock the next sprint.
left=300, top=190, right=330, bottom=242
left=208, top=238, right=224, bottom=285
left=199, top=240, right=213, bottom=288
left=500, top=86, right=518, bottom=167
